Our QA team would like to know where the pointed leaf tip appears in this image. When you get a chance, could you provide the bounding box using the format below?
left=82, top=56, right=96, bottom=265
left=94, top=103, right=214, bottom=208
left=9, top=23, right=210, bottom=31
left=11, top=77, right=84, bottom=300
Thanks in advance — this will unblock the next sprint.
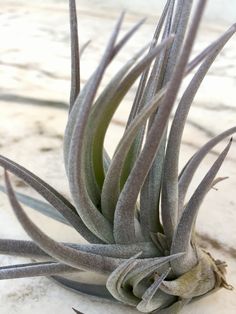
left=72, top=308, right=84, bottom=314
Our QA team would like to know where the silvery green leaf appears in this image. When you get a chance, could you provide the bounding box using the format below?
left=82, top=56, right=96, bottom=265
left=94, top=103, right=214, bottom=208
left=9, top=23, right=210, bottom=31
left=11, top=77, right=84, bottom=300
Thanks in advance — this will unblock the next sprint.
left=101, top=88, right=166, bottom=222
left=127, top=253, right=184, bottom=291
left=153, top=298, right=190, bottom=314
left=4, top=171, right=123, bottom=273
left=0, top=261, right=77, bottom=280
left=64, top=14, right=145, bottom=174
left=138, top=0, right=175, bottom=239
left=106, top=253, right=141, bottom=306
left=0, top=239, right=48, bottom=258
left=72, top=309, right=84, bottom=314
left=0, top=239, right=159, bottom=259
left=0, top=156, right=102, bottom=243
left=63, top=12, right=125, bottom=173
left=159, top=254, right=216, bottom=299
left=114, top=0, right=207, bottom=244
left=53, top=276, right=114, bottom=301
left=162, top=24, right=236, bottom=239
left=84, top=41, right=155, bottom=204
left=178, top=126, right=236, bottom=211
left=69, top=0, right=80, bottom=110
left=67, top=13, right=129, bottom=243
left=0, top=185, right=68, bottom=226
left=89, top=36, right=173, bottom=194
left=127, top=0, right=174, bottom=124
left=171, top=140, right=232, bottom=275
left=137, top=268, right=170, bottom=313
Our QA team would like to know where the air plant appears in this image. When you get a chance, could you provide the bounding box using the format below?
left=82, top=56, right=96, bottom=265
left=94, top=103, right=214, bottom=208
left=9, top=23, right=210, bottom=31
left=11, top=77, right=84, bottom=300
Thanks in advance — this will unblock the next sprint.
left=0, top=0, right=235, bottom=313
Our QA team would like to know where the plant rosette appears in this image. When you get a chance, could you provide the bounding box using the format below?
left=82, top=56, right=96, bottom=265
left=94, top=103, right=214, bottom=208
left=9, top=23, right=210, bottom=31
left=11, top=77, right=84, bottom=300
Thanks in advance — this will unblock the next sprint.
left=0, top=0, right=235, bottom=313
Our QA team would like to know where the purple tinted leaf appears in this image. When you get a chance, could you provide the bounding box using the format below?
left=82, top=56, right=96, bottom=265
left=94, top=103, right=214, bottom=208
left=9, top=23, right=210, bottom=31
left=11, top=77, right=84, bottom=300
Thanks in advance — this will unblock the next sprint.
left=162, top=23, right=236, bottom=240
left=0, top=261, right=77, bottom=280
left=0, top=156, right=102, bottom=243
left=171, top=140, right=232, bottom=275
left=0, top=185, right=68, bottom=226
left=69, top=0, right=80, bottom=111
left=178, top=127, right=236, bottom=210
left=4, top=171, right=122, bottom=273
left=67, top=13, right=126, bottom=243
left=114, top=0, right=207, bottom=244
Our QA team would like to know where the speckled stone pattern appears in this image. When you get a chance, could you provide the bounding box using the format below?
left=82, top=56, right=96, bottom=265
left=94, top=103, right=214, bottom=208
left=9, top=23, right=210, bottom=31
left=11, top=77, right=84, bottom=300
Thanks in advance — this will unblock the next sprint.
left=0, top=1, right=236, bottom=313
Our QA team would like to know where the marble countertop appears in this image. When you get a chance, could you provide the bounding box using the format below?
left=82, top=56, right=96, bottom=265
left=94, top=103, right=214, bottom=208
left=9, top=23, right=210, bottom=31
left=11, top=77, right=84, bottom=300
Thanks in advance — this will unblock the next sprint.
left=0, top=1, right=235, bottom=313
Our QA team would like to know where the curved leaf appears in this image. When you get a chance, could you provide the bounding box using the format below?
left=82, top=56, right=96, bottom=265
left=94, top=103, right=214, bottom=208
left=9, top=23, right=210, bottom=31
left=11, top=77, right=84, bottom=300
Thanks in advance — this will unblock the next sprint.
left=0, top=261, right=77, bottom=280
left=137, top=269, right=170, bottom=313
left=67, top=13, right=127, bottom=243
left=90, top=36, right=174, bottom=191
left=101, top=88, right=166, bottom=222
left=69, top=0, right=80, bottom=111
left=161, top=23, right=236, bottom=240
left=0, top=185, right=69, bottom=226
left=84, top=43, right=150, bottom=204
left=53, top=276, right=114, bottom=301
left=113, top=0, right=207, bottom=244
left=4, top=171, right=123, bottom=274
left=171, top=140, right=232, bottom=275
left=106, top=253, right=141, bottom=306
left=0, top=239, right=160, bottom=259
left=0, top=156, right=102, bottom=243
left=178, top=127, right=236, bottom=210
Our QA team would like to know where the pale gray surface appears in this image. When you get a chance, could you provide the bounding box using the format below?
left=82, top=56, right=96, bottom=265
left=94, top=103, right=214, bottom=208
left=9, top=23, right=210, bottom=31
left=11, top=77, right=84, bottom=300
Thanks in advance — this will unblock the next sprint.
left=0, top=1, right=236, bottom=313
left=81, top=0, right=236, bottom=24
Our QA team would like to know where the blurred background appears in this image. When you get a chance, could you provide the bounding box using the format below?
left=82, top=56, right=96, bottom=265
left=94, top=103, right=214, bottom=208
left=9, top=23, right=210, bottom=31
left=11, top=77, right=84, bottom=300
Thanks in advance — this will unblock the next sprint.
left=79, top=0, right=236, bottom=24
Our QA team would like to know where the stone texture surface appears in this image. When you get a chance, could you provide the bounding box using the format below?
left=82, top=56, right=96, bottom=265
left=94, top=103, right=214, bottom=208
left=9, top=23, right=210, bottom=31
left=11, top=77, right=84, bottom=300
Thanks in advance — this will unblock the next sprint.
left=0, top=1, right=235, bottom=313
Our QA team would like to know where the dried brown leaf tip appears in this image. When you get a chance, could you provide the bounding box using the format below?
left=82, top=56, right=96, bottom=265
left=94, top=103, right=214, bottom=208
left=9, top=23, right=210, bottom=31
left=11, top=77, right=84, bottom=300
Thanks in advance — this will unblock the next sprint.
left=0, top=0, right=235, bottom=313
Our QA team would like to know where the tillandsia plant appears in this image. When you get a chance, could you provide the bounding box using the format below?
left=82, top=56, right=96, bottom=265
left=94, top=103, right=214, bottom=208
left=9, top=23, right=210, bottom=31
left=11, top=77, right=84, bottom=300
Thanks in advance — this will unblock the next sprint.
left=0, top=0, right=235, bottom=313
